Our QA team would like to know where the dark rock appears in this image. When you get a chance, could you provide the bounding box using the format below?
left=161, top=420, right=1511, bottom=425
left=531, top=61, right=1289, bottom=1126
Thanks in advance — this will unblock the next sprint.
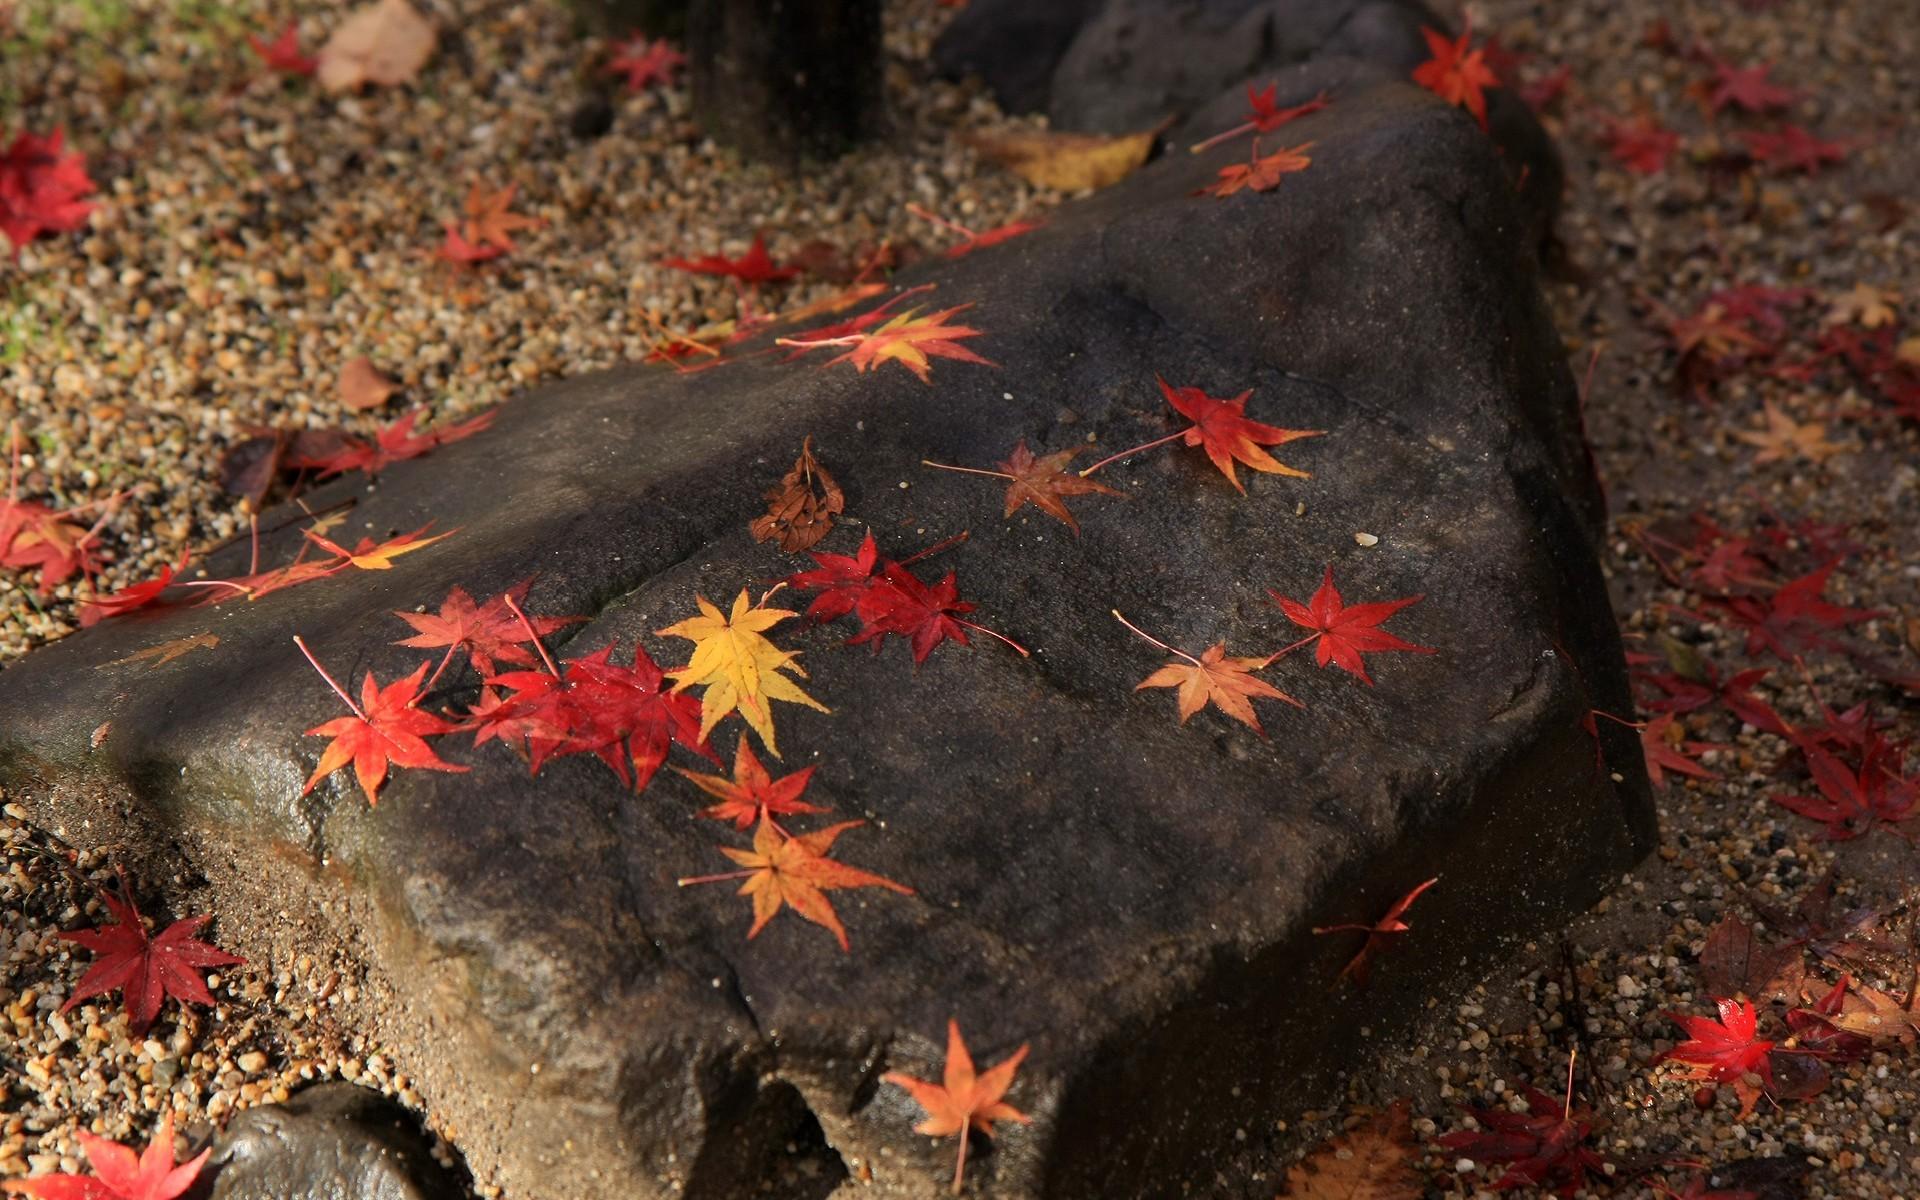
left=0, top=69, right=1649, bottom=1200
left=568, top=95, right=616, bottom=141
left=208, top=1084, right=465, bottom=1200
left=935, top=0, right=1562, bottom=246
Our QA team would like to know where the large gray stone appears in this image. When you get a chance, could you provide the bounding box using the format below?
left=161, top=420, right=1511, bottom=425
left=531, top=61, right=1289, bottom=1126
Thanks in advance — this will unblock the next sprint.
left=209, top=1084, right=465, bottom=1200
left=0, top=69, right=1650, bottom=1200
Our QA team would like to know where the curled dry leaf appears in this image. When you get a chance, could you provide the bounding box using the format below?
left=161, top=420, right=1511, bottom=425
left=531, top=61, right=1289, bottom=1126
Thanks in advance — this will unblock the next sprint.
left=338, top=355, right=397, bottom=411
left=1281, top=1100, right=1420, bottom=1199
left=316, top=0, right=436, bottom=93
left=966, top=123, right=1163, bottom=191
left=750, top=436, right=844, bottom=552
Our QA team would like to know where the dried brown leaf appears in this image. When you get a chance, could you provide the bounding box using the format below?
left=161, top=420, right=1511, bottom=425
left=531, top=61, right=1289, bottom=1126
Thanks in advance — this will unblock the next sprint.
left=338, top=355, right=397, bottom=411
left=966, top=123, right=1163, bottom=191
left=750, top=437, right=844, bottom=553
left=317, top=0, right=436, bottom=93
left=1282, top=1101, right=1421, bottom=1199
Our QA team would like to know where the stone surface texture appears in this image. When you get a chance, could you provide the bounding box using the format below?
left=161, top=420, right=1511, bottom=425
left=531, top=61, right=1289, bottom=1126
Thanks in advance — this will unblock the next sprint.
left=0, top=37, right=1650, bottom=1200
left=208, top=1083, right=465, bottom=1200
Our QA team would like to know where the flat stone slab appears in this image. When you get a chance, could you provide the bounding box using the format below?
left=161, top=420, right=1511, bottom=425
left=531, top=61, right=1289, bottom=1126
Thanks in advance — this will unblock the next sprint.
left=0, top=68, right=1651, bottom=1200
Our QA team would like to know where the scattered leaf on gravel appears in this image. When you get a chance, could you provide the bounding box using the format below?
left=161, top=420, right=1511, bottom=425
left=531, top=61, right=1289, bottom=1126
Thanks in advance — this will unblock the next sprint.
left=316, top=0, right=436, bottom=93
left=967, top=124, right=1161, bottom=192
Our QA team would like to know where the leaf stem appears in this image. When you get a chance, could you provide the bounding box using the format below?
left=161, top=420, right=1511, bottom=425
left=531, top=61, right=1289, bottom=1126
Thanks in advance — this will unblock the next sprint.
left=906, top=202, right=976, bottom=241
left=952, top=1130, right=968, bottom=1195
left=920, top=459, right=1013, bottom=481
left=677, top=869, right=754, bottom=887
left=424, top=642, right=461, bottom=692
left=895, top=529, right=970, bottom=568
left=1264, top=633, right=1321, bottom=663
left=1589, top=708, right=1646, bottom=732
left=502, top=593, right=561, bottom=678
left=1112, top=610, right=1201, bottom=667
left=295, top=635, right=366, bottom=721
left=957, top=618, right=1031, bottom=658
left=1078, top=429, right=1187, bottom=477
left=1188, top=120, right=1256, bottom=154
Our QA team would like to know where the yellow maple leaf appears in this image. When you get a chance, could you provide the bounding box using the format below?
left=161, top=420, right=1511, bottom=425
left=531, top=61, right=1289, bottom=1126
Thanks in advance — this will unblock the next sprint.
left=658, top=589, right=828, bottom=756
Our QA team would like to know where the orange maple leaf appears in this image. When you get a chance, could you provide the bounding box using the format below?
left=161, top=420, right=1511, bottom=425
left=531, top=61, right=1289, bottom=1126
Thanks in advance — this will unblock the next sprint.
left=882, top=1019, right=1031, bottom=1194
left=1197, top=140, right=1314, bottom=197
left=459, top=181, right=542, bottom=254
left=297, top=638, right=467, bottom=805
left=823, top=304, right=996, bottom=383
left=923, top=440, right=1124, bottom=535
left=0, top=1114, right=210, bottom=1200
left=679, top=733, right=827, bottom=830
left=1312, top=876, right=1439, bottom=986
left=678, top=816, right=912, bottom=952
left=1412, top=23, right=1499, bottom=128
left=306, top=524, right=454, bottom=571
left=1117, top=611, right=1301, bottom=735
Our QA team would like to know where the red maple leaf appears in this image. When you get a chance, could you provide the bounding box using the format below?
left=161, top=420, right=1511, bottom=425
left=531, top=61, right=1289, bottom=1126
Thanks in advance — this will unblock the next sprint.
left=0, top=1114, right=210, bottom=1200
left=297, top=641, right=467, bottom=805
left=1602, top=113, right=1681, bottom=174
left=680, top=733, right=825, bottom=830
left=881, top=1020, right=1032, bottom=1194
left=1519, top=64, right=1572, bottom=111
left=1270, top=565, right=1434, bottom=684
left=1412, top=23, right=1500, bottom=129
left=1706, top=57, right=1794, bottom=113
left=1437, top=1083, right=1609, bottom=1196
left=1699, top=562, right=1881, bottom=660
left=606, top=34, right=686, bottom=91
left=1783, top=976, right=1874, bottom=1062
left=784, top=529, right=883, bottom=624
left=297, top=408, right=495, bottom=477
left=1638, top=713, right=1724, bottom=789
left=0, top=128, right=97, bottom=255
left=907, top=204, right=1044, bottom=259
left=0, top=500, right=104, bottom=595
left=392, top=581, right=579, bottom=681
left=1742, top=126, right=1846, bottom=174
left=248, top=21, right=317, bottom=76
left=1775, top=741, right=1917, bottom=842
left=1655, top=998, right=1776, bottom=1116
left=662, top=233, right=800, bottom=284
left=1311, top=876, right=1438, bottom=986
left=58, top=886, right=245, bottom=1037
left=1188, top=85, right=1329, bottom=153
left=433, top=220, right=505, bottom=265
left=78, top=553, right=188, bottom=627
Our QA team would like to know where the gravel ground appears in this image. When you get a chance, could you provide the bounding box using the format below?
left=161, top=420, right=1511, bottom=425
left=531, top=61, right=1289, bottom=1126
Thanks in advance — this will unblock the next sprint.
left=2, top=0, right=1916, bottom=1196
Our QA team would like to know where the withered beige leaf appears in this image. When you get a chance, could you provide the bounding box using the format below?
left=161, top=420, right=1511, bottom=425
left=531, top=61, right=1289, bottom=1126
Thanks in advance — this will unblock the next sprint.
left=317, top=0, right=436, bottom=93
left=1281, top=1101, right=1421, bottom=1199
left=338, top=355, right=397, bottom=411
left=750, top=436, right=844, bottom=553
left=966, top=122, right=1165, bottom=191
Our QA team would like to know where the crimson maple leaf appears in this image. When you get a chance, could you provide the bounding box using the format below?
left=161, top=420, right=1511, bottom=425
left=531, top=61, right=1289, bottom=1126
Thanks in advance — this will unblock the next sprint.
left=1701, top=562, right=1881, bottom=660
left=0, top=1114, right=210, bottom=1200
left=1311, top=876, right=1438, bottom=986
left=1783, top=976, right=1874, bottom=1063
left=1775, top=742, right=1917, bottom=841
left=1270, top=565, right=1434, bottom=684
left=881, top=1020, right=1031, bottom=1195
left=1639, top=713, right=1724, bottom=790
left=663, top=233, right=800, bottom=284
left=0, top=128, right=97, bottom=255
left=1742, top=126, right=1846, bottom=174
left=248, top=21, right=317, bottom=75
left=606, top=33, right=685, bottom=91
left=1656, top=999, right=1776, bottom=1116
left=298, top=643, right=467, bottom=805
left=58, top=887, right=245, bottom=1036
left=1197, top=141, right=1314, bottom=197
left=680, top=733, right=825, bottom=829
left=785, top=530, right=883, bottom=624
left=1602, top=113, right=1681, bottom=174
left=1436, top=1083, right=1609, bottom=1196
left=1189, top=86, right=1328, bottom=153
left=0, top=500, right=102, bottom=596
left=1707, top=57, right=1794, bottom=113
left=299, top=409, right=495, bottom=477
left=79, top=553, right=188, bottom=627
left=1412, top=23, right=1499, bottom=129
left=678, top=816, right=913, bottom=952
left=392, top=581, right=578, bottom=680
